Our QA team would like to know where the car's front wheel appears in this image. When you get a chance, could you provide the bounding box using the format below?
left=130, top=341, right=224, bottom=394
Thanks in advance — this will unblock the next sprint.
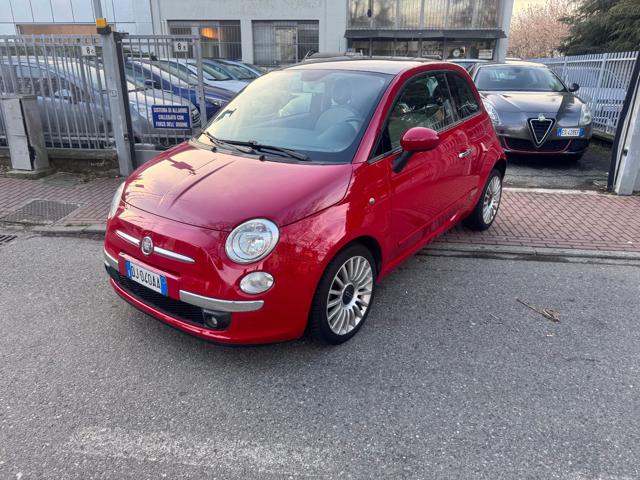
left=308, top=244, right=376, bottom=344
left=463, top=168, right=503, bottom=231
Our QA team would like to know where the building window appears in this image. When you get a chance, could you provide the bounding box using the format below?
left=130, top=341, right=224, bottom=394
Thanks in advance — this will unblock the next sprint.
left=252, top=21, right=319, bottom=67
left=347, top=0, right=501, bottom=30
left=167, top=21, right=242, bottom=60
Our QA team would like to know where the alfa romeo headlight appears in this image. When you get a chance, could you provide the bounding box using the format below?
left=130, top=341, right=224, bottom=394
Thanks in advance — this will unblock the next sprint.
left=482, top=99, right=502, bottom=126
left=108, top=182, right=125, bottom=219
left=579, top=103, right=592, bottom=126
left=225, top=219, right=279, bottom=264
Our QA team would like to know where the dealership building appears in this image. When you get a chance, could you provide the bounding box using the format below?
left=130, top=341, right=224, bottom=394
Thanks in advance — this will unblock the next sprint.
left=0, top=0, right=514, bottom=65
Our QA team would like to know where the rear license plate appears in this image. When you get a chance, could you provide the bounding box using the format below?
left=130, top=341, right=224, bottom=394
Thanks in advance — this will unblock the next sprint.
left=557, top=127, right=584, bottom=137
left=126, top=260, right=168, bottom=295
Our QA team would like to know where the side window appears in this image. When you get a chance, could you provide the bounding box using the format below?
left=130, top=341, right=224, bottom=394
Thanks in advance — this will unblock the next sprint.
left=446, top=72, right=480, bottom=120
left=376, top=72, right=456, bottom=155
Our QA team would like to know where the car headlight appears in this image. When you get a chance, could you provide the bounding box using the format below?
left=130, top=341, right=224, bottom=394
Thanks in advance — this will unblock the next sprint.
left=579, top=103, right=592, bottom=126
left=210, top=98, right=227, bottom=107
left=108, top=182, right=125, bottom=219
left=225, top=219, right=279, bottom=264
left=482, top=99, right=502, bottom=126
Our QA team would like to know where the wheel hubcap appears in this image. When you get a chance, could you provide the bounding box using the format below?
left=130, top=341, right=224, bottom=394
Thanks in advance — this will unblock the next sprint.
left=327, top=256, right=374, bottom=336
left=482, top=176, right=502, bottom=224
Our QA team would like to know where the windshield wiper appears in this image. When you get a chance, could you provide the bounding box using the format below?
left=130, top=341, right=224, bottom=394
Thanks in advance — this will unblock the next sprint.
left=222, top=139, right=309, bottom=161
left=200, top=131, right=254, bottom=155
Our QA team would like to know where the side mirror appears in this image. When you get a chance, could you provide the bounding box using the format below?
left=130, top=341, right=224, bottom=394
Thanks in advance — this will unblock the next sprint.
left=393, top=127, right=440, bottom=173
left=568, top=83, right=579, bottom=92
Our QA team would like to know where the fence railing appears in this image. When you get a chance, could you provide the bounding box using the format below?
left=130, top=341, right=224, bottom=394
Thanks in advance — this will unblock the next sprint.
left=0, top=35, right=113, bottom=149
left=530, top=51, right=639, bottom=138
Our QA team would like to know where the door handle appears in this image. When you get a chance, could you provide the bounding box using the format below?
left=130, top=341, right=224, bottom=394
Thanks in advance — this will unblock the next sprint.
left=458, top=148, right=473, bottom=159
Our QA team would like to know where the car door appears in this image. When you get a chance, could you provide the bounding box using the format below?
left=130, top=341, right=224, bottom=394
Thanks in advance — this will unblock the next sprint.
left=445, top=71, right=485, bottom=198
left=371, top=71, right=462, bottom=257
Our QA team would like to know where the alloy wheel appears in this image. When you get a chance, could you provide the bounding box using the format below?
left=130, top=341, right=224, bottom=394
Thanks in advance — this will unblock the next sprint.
left=326, top=256, right=374, bottom=336
left=482, top=176, right=502, bottom=225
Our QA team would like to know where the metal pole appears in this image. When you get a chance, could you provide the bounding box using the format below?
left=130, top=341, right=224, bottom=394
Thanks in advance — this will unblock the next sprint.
left=610, top=53, right=640, bottom=194
left=194, top=37, right=208, bottom=130
left=101, top=31, right=135, bottom=175
left=92, top=0, right=103, bottom=19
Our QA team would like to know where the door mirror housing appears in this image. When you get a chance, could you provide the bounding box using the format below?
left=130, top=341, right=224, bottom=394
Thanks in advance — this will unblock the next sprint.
left=393, top=127, right=440, bottom=173
left=568, top=82, right=580, bottom=92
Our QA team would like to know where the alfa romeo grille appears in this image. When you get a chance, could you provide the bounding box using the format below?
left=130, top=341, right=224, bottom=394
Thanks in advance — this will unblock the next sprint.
left=528, top=118, right=555, bottom=146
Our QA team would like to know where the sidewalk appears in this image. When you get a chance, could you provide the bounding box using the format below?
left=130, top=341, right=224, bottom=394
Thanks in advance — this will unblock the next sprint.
left=1, top=175, right=639, bottom=255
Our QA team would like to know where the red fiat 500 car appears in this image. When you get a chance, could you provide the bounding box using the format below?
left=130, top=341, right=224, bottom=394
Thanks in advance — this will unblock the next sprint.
left=104, top=58, right=506, bottom=345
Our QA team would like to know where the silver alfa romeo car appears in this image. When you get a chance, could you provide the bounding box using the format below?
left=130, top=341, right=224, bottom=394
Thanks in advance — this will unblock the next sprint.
left=469, top=61, right=593, bottom=160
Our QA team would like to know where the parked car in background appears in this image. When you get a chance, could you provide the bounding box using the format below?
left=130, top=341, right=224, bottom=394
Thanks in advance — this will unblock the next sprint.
left=449, top=58, right=488, bottom=71
left=222, top=60, right=265, bottom=77
left=104, top=58, right=506, bottom=346
left=125, top=60, right=233, bottom=119
left=205, top=59, right=259, bottom=80
left=0, top=58, right=197, bottom=148
left=159, top=58, right=248, bottom=92
left=469, top=61, right=593, bottom=160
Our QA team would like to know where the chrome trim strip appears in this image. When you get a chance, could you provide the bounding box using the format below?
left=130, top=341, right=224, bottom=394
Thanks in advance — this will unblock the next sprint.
left=179, top=290, right=264, bottom=313
left=154, top=246, right=195, bottom=264
left=116, top=230, right=140, bottom=246
left=104, top=249, right=119, bottom=270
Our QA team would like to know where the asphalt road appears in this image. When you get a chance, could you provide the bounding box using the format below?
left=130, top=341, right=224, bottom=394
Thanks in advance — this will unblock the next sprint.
left=1, top=234, right=639, bottom=479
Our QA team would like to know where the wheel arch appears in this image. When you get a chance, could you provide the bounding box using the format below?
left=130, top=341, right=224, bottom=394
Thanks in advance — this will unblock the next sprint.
left=493, top=158, right=507, bottom=178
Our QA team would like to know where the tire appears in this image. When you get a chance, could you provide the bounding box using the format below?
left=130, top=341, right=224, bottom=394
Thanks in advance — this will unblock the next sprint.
left=308, top=244, right=376, bottom=345
left=463, top=168, right=503, bottom=231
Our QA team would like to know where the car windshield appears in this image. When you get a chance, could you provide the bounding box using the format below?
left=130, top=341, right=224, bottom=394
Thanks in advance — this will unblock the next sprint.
left=475, top=65, right=566, bottom=92
left=199, top=69, right=392, bottom=163
left=201, top=62, right=233, bottom=81
left=221, top=62, right=257, bottom=79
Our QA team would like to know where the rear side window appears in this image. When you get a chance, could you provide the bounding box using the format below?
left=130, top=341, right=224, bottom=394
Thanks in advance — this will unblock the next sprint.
left=376, top=72, right=456, bottom=155
left=446, top=72, right=480, bottom=119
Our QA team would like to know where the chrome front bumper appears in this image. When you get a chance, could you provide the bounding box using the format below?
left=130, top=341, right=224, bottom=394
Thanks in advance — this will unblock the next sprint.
left=103, top=249, right=263, bottom=313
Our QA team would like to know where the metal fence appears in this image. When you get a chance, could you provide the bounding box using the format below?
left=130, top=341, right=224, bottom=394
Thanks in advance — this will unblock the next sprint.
left=0, top=34, right=113, bottom=149
left=530, top=51, right=639, bottom=138
left=121, top=34, right=207, bottom=148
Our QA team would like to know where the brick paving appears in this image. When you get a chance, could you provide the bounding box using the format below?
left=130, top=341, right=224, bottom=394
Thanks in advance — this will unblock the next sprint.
left=439, top=189, right=640, bottom=252
left=0, top=176, right=639, bottom=253
left=0, top=176, right=121, bottom=226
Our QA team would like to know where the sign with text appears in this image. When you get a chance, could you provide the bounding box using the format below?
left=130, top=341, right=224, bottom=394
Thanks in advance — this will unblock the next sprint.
left=478, top=49, right=493, bottom=60
left=151, top=105, right=191, bottom=130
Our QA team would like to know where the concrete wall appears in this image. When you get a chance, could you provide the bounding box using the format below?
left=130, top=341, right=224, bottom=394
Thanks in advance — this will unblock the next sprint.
left=150, top=0, right=348, bottom=63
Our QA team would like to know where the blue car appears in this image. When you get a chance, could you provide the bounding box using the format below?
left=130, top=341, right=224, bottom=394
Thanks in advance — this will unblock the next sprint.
left=125, top=60, right=234, bottom=121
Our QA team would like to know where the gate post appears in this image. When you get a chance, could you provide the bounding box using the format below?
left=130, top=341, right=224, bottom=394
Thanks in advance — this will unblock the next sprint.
left=100, top=30, right=135, bottom=176
left=193, top=37, right=208, bottom=129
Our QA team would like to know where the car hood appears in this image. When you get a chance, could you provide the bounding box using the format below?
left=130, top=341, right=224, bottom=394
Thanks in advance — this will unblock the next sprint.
left=481, top=91, right=583, bottom=115
left=123, top=143, right=353, bottom=231
left=207, top=80, right=247, bottom=93
left=130, top=88, right=192, bottom=107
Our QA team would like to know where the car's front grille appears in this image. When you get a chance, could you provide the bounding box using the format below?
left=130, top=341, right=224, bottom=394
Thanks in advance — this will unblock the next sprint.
left=106, top=265, right=206, bottom=325
left=528, top=118, right=555, bottom=145
left=505, top=137, right=570, bottom=152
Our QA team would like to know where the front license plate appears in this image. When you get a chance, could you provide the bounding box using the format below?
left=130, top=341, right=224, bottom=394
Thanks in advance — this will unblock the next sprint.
left=557, top=127, right=584, bottom=137
left=126, top=260, right=168, bottom=295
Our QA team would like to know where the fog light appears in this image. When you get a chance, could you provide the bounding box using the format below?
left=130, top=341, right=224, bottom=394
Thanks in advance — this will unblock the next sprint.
left=203, top=310, right=231, bottom=330
left=240, top=272, right=274, bottom=294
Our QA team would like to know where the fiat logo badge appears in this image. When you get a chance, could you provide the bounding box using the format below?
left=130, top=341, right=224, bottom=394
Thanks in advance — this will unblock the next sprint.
left=141, top=236, right=154, bottom=256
